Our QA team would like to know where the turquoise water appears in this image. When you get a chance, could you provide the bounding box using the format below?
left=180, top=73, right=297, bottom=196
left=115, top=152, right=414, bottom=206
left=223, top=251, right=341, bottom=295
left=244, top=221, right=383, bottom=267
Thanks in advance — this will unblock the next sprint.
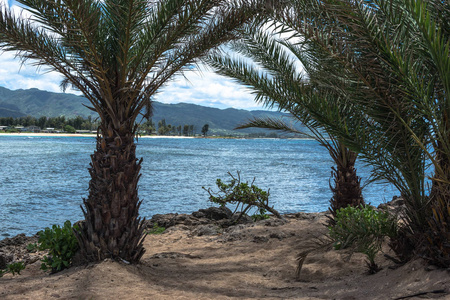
left=0, top=136, right=397, bottom=237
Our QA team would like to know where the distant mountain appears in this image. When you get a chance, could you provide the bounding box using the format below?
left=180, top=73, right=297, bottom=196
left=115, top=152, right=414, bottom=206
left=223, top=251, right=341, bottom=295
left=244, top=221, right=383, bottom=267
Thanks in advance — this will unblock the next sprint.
left=0, top=86, right=92, bottom=118
left=0, top=86, right=295, bottom=135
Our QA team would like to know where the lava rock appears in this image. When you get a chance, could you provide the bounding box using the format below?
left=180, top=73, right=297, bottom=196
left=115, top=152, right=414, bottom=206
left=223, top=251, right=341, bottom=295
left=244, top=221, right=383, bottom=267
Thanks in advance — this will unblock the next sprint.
left=191, top=224, right=222, bottom=236
left=253, top=235, right=269, bottom=243
left=0, top=253, right=7, bottom=269
left=192, top=207, right=233, bottom=220
left=258, top=218, right=288, bottom=227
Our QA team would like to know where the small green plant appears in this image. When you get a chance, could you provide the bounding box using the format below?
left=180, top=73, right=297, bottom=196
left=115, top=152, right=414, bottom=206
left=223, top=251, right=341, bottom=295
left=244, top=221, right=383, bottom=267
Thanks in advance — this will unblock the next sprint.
left=328, top=205, right=397, bottom=274
left=251, top=208, right=270, bottom=221
left=203, top=171, right=283, bottom=222
left=0, top=262, right=26, bottom=277
left=27, top=243, right=38, bottom=253
left=146, top=223, right=166, bottom=235
left=7, top=262, right=25, bottom=275
left=38, top=220, right=80, bottom=272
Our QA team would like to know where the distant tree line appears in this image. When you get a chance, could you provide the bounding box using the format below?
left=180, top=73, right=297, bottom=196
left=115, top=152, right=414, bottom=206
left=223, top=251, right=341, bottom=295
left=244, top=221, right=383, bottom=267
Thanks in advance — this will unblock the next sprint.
left=139, top=118, right=196, bottom=136
left=0, top=116, right=98, bottom=132
left=0, top=116, right=199, bottom=136
left=247, top=132, right=279, bottom=138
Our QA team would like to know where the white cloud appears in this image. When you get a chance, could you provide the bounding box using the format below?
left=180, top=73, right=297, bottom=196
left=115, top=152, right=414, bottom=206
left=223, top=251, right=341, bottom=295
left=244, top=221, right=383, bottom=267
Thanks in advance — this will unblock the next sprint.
left=0, top=52, right=81, bottom=94
left=0, top=0, right=82, bottom=94
left=154, top=67, right=263, bottom=110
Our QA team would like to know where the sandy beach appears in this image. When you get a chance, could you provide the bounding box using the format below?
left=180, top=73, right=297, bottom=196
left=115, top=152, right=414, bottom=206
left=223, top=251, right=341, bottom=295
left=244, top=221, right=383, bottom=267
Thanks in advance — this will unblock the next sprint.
left=0, top=211, right=448, bottom=300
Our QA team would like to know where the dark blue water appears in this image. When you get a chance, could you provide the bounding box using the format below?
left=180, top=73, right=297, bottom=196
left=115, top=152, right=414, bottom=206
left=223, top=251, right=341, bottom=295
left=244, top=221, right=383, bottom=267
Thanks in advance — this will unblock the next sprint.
left=0, top=136, right=397, bottom=237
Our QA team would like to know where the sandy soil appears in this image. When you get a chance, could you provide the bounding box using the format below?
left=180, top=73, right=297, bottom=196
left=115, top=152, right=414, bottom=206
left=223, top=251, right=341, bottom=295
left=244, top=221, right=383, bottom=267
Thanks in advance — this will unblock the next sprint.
left=1, top=213, right=449, bottom=300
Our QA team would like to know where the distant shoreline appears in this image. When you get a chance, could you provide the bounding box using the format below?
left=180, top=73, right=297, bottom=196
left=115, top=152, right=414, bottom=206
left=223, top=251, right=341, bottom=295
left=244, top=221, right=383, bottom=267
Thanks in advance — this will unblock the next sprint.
left=0, top=132, right=312, bottom=140
left=0, top=132, right=194, bottom=138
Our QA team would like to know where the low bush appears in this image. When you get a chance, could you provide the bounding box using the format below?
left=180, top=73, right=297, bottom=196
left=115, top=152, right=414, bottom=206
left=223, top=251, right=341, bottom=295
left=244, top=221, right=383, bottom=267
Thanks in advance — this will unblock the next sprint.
left=203, top=171, right=283, bottom=222
left=328, top=205, right=397, bottom=273
left=38, top=220, right=80, bottom=272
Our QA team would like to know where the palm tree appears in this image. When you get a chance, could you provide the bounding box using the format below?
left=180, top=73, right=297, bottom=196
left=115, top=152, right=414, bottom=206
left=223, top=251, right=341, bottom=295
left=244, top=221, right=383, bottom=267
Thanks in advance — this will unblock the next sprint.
left=207, top=23, right=365, bottom=221
left=0, top=0, right=261, bottom=263
left=266, top=0, right=449, bottom=265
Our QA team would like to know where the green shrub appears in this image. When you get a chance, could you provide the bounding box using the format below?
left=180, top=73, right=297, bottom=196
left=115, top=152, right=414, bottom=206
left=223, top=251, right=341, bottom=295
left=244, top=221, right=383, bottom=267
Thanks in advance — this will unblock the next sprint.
left=38, top=220, right=80, bottom=272
left=328, top=205, right=397, bottom=273
left=203, top=171, right=283, bottom=222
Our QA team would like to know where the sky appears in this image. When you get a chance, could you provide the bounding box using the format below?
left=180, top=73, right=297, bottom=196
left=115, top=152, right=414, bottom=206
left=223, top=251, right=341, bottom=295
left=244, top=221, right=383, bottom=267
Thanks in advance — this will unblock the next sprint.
left=0, top=0, right=264, bottom=111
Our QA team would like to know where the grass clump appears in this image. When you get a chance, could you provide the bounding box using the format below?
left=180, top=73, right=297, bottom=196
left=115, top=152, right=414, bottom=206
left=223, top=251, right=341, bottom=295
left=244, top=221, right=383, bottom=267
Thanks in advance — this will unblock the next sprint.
left=146, top=223, right=166, bottom=235
left=329, top=205, right=397, bottom=273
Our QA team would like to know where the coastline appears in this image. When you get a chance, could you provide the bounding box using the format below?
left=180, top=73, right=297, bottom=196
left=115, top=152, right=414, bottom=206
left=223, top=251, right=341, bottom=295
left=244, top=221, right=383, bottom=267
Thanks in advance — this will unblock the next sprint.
left=0, top=132, right=194, bottom=138
left=0, top=132, right=313, bottom=140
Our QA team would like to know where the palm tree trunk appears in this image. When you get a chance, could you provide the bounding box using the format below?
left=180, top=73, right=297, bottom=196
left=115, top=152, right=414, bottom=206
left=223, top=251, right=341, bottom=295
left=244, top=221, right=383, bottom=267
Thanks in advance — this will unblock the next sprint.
left=75, top=121, right=146, bottom=263
left=329, top=147, right=364, bottom=222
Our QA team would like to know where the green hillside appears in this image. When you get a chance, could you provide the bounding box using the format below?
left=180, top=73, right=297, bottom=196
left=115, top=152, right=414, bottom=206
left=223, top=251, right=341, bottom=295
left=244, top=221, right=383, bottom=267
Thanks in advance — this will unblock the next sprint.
left=0, top=86, right=293, bottom=135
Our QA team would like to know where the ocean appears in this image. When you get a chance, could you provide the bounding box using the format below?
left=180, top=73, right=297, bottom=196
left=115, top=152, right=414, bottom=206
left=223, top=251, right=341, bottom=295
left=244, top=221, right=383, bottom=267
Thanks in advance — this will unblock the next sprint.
left=0, top=135, right=397, bottom=237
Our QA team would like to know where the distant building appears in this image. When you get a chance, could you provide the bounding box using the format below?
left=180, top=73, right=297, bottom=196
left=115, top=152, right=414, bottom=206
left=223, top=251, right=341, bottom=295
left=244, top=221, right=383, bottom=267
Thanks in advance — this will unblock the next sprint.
left=75, top=130, right=91, bottom=134
left=75, top=130, right=97, bottom=134
left=22, top=125, right=41, bottom=133
left=43, top=127, right=56, bottom=133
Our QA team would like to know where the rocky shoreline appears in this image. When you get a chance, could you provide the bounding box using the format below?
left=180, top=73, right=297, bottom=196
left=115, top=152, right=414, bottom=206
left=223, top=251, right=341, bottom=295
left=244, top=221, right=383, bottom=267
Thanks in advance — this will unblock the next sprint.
left=0, top=207, right=325, bottom=271
left=1, top=199, right=407, bottom=272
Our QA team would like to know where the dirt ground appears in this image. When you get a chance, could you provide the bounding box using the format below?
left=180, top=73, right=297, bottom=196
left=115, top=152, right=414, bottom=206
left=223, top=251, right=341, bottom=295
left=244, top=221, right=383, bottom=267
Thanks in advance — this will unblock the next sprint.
left=1, top=212, right=449, bottom=300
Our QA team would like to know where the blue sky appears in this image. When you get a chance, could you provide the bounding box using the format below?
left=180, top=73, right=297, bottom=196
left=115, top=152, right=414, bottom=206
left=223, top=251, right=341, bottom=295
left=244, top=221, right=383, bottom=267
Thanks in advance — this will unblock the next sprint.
left=0, top=0, right=263, bottom=111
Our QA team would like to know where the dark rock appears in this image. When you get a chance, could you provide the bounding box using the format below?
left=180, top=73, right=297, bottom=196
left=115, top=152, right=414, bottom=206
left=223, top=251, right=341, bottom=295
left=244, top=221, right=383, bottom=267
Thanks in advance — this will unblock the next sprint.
left=193, top=207, right=233, bottom=220
left=148, top=213, right=180, bottom=228
left=258, top=218, right=288, bottom=227
left=231, top=213, right=253, bottom=224
left=0, top=233, right=28, bottom=247
left=214, top=224, right=251, bottom=242
left=191, top=225, right=222, bottom=236
left=150, top=252, right=201, bottom=259
left=269, top=232, right=287, bottom=240
left=253, top=235, right=269, bottom=243
left=192, top=211, right=206, bottom=219
left=378, top=196, right=405, bottom=209
left=284, top=212, right=316, bottom=220
left=0, top=254, right=7, bottom=269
